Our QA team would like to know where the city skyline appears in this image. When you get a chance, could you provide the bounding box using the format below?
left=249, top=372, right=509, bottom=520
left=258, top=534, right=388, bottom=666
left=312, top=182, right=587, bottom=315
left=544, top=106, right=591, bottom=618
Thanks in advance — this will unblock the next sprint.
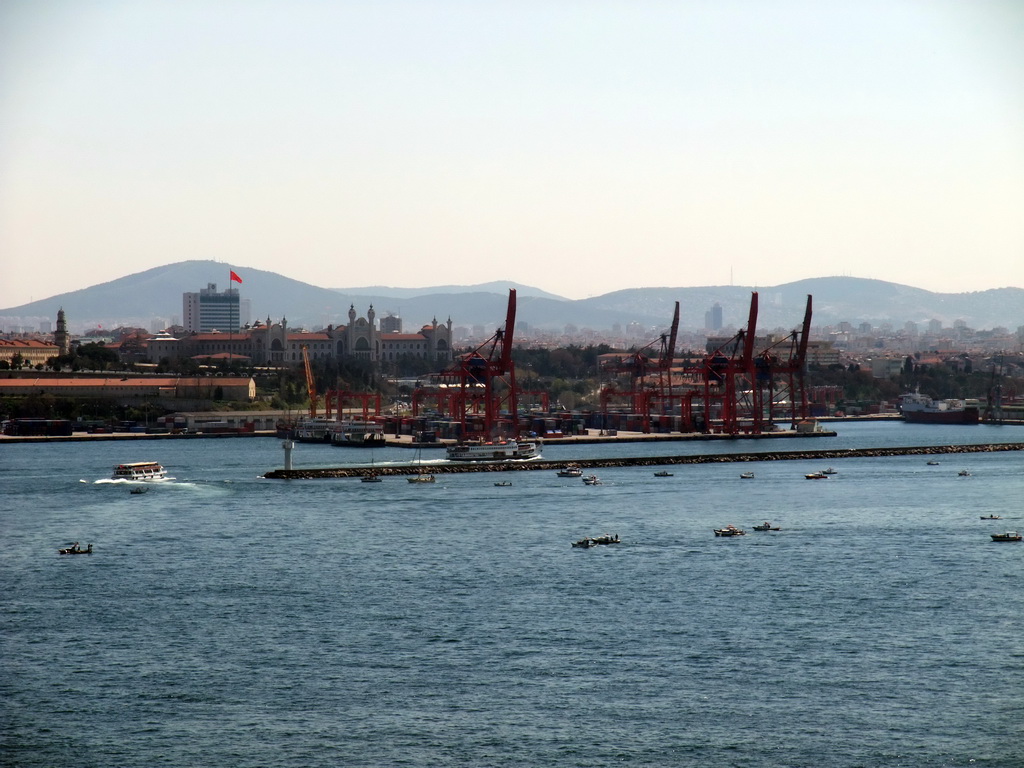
left=2, top=1, right=1022, bottom=310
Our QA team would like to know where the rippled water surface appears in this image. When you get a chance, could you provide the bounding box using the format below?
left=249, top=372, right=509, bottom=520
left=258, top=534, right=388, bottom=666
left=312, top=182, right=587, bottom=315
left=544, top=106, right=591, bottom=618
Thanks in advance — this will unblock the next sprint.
left=3, top=422, right=1023, bottom=767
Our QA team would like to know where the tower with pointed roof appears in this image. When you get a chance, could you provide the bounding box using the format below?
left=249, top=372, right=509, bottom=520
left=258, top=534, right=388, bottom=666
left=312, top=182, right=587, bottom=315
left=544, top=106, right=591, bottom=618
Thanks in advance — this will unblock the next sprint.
left=54, top=308, right=70, bottom=356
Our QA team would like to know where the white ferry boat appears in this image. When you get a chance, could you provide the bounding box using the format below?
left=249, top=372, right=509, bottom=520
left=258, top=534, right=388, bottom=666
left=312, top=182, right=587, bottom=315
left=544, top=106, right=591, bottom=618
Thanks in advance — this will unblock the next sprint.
left=445, top=438, right=541, bottom=462
left=329, top=420, right=386, bottom=447
left=112, top=462, right=167, bottom=481
left=294, top=417, right=332, bottom=443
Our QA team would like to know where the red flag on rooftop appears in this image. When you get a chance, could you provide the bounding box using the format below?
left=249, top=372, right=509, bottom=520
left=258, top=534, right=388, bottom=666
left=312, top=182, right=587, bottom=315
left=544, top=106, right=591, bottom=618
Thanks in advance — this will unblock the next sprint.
left=229, top=270, right=243, bottom=284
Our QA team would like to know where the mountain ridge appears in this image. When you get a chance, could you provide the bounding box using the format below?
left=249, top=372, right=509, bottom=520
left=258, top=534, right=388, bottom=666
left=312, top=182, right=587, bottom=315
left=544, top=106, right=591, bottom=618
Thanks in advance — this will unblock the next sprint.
left=1, top=261, right=1021, bottom=333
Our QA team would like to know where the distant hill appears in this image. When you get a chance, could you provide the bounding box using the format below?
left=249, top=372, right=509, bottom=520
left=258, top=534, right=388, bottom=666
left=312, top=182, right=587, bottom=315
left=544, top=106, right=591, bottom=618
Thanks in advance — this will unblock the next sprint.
left=1, top=261, right=1021, bottom=334
left=336, top=281, right=568, bottom=302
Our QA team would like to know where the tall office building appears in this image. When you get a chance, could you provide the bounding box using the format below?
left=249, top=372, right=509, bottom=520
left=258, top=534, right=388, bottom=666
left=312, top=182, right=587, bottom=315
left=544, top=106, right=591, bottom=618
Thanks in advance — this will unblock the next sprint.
left=183, top=283, right=241, bottom=333
left=704, top=303, right=723, bottom=331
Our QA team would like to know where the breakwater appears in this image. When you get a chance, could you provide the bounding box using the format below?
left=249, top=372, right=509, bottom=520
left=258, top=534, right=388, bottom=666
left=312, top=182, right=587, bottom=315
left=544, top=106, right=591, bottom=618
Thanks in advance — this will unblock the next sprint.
left=263, top=442, right=1024, bottom=479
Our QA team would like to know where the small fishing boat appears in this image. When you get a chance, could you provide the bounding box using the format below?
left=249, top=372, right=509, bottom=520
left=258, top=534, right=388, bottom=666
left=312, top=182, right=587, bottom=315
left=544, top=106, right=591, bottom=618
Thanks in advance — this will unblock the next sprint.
left=958, top=470, right=971, bottom=477
left=361, top=473, right=382, bottom=483
left=582, top=475, right=602, bottom=485
left=990, top=531, right=1022, bottom=542
left=740, top=472, right=755, bottom=479
left=407, top=473, right=435, bottom=484
left=494, top=481, right=512, bottom=487
left=714, top=525, right=745, bottom=537
left=571, top=534, right=620, bottom=548
left=58, top=542, right=92, bottom=555
left=822, top=467, right=838, bottom=475
left=752, top=522, right=780, bottom=531
left=557, top=464, right=583, bottom=478
left=653, top=470, right=673, bottom=477
left=805, top=471, right=828, bottom=480
left=980, top=515, right=1001, bottom=520
left=926, top=460, right=940, bottom=466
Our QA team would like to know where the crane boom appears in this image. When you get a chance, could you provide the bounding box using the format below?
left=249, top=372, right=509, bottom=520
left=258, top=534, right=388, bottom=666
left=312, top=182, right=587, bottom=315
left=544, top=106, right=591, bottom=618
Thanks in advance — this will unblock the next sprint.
left=499, top=288, right=517, bottom=372
left=301, top=345, right=317, bottom=418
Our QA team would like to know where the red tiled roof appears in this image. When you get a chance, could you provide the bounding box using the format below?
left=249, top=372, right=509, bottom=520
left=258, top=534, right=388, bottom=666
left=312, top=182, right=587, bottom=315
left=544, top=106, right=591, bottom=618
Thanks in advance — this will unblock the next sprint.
left=286, top=333, right=331, bottom=341
left=0, top=339, right=58, bottom=349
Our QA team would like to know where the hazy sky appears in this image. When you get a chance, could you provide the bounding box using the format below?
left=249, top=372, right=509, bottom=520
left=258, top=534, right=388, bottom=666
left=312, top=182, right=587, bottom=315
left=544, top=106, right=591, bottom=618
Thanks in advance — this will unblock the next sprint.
left=1, top=0, right=1022, bottom=309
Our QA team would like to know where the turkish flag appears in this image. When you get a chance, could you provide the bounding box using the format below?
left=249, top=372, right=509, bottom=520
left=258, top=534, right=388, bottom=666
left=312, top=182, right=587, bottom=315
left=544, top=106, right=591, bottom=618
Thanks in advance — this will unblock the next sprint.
left=229, top=270, right=243, bottom=284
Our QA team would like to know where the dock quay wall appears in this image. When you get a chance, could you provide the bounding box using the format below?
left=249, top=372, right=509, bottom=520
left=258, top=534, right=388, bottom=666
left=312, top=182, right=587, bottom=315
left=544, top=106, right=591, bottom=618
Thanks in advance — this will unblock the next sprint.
left=263, top=442, right=1024, bottom=479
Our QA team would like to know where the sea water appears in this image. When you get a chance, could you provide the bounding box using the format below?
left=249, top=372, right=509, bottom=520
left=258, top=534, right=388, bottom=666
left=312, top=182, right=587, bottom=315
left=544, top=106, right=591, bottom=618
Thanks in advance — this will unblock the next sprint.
left=2, top=422, right=1023, bottom=767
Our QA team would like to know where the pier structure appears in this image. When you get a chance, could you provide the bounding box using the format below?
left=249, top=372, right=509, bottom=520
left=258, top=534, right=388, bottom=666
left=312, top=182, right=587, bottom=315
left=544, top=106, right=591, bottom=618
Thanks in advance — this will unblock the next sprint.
left=262, top=442, right=1024, bottom=479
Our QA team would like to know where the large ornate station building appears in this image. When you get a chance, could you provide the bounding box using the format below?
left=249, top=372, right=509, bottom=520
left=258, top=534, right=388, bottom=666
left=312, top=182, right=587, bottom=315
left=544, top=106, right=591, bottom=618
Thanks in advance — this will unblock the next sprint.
left=147, top=305, right=453, bottom=367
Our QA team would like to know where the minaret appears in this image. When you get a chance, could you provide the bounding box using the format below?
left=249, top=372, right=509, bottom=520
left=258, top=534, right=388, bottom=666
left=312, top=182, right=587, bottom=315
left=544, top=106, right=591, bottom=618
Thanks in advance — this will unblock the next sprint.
left=55, top=308, right=70, bottom=355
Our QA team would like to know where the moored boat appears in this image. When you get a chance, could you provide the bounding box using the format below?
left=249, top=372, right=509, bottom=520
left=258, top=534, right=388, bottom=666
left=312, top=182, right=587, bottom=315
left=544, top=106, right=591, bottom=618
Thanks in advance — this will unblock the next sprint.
left=557, top=464, right=583, bottom=477
left=294, top=416, right=333, bottom=443
left=714, top=525, right=746, bottom=537
left=446, top=438, right=541, bottom=462
left=330, top=420, right=386, bottom=447
left=653, top=470, right=673, bottom=477
left=898, top=390, right=980, bottom=424
left=112, top=462, right=166, bottom=481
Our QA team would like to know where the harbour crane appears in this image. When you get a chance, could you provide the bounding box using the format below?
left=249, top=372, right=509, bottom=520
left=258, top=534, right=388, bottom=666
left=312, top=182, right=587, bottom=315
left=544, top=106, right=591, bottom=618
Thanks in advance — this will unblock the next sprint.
left=301, top=345, right=318, bottom=418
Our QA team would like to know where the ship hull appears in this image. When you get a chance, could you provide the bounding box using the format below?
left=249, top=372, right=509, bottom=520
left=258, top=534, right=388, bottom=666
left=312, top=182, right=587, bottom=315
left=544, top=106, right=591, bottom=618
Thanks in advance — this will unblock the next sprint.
left=903, top=408, right=979, bottom=425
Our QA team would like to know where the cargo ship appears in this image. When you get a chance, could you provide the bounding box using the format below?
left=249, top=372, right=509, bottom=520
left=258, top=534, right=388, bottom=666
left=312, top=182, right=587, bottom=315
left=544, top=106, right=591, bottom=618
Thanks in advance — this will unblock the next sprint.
left=898, top=391, right=979, bottom=425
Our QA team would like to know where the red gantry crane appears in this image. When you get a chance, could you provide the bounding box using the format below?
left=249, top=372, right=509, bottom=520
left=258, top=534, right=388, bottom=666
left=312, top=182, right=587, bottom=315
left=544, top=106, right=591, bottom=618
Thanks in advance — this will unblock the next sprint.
left=415, top=289, right=521, bottom=441
left=599, top=301, right=680, bottom=433
left=696, top=292, right=813, bottom=434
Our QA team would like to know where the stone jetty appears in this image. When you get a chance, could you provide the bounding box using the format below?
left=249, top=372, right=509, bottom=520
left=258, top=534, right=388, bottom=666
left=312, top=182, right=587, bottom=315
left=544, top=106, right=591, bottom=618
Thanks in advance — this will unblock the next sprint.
left=263, top=442, right=1024, bottom=479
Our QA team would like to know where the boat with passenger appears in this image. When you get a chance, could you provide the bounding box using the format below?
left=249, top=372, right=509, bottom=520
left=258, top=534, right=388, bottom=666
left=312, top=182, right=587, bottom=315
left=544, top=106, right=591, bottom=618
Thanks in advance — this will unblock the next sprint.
left=654, top=470, right=673, bottom=477
left=446, top=438, right=541, bottom=462
left=805, top=471, right=828, bottom=480
left=112, top=462, right=166, bottom=481
left=990, top=531, right=1022, bottom=542
left=714, top=525, right=746, bottom=537
left=980, top=515, right=1001, bottom=520
left=571, top=534, right=620, bottom=548
left=58, top=542, right=92, bottom=555
left=557, top=464, right=583, bottom=477
left=582, top=475, right=602, bottom=485
left=740, top=472, right=755, bottom=479
left=753, top=522, right=780, bottom=531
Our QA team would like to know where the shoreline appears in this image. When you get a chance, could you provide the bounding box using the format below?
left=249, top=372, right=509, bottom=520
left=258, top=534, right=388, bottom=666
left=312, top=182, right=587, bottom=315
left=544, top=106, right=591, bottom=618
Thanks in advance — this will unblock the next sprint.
left=0, top=426, right=842, bottom=445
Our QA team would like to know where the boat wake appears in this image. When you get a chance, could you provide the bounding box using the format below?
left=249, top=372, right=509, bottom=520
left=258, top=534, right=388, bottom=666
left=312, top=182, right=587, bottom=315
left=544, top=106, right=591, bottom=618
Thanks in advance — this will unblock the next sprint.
left=90, top=477, right=178, bottom=485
